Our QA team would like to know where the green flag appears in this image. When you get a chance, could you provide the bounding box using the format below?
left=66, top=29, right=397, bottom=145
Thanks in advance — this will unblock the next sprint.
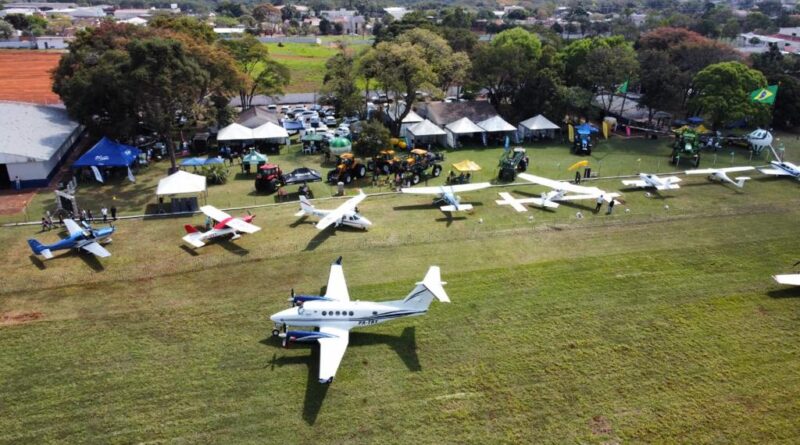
left=749, top=85, right=778, bottom=104
left=615, top=80, right=628, bottom=95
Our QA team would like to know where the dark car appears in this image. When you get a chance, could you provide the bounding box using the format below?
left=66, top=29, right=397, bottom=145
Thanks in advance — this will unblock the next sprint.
left=283, top=167, right=322, bottom=185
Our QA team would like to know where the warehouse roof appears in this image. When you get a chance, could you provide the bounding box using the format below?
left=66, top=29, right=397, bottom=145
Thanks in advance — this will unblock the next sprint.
left=0, top=103, right=80, bottom=163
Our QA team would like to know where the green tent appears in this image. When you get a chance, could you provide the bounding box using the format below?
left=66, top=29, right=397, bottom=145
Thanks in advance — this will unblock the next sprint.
left=242, top=149, right=268, bottom=166
left=328, top=137, right=352, bottom=156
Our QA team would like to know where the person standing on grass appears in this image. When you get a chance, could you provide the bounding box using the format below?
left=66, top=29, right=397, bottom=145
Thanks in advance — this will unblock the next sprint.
left=57, top=213, right=64, bottom=227
left=575, top=171, right=581, bottom=184
left=595, top=195, right=603, bottom=213
left=87, top=209, right=93, bottom=222
left=110, top=206, right=117, bottom=221
left=14, top=176, right=20, bottom=190
left=80, top=209, right=87, bottom=223
left=606, top=199, right=615, bottom=215
left=101, top=206, right=108, bottom=223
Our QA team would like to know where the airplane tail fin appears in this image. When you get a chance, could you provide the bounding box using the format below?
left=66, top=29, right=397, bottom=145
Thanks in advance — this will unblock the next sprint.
left=27, top=239, right=52, bottom=259
left=734, top=177, right=751, bottom=188
left=401, top=266, right=450, bottom=310
left=295, top=196, right=314, bottom=217
left=184, top=224, right=198, bottom=234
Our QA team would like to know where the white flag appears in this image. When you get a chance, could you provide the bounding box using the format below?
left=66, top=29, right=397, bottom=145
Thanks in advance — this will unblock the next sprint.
left=90, top=166, right=104, bottom=183
left=127, top=167, right=136, bottom=183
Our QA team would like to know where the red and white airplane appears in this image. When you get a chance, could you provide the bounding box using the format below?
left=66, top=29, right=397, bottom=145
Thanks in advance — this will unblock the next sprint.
left=182, top=205, right=261, bottom=248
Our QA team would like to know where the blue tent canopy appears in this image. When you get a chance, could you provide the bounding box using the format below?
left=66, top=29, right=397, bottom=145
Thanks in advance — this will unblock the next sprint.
left=180, top=157, right=206, bottom=167
left=203, top=157, right=224, bottom=165
left=73, top=137, right=140, bottom=168
left=576, top=123, right=599, bottom=135
left=687, top=116, right=704, bottom=124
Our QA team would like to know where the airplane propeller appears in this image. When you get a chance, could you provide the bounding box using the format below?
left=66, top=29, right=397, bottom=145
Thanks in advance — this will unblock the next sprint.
left=289, top=288, right=296, bottom=307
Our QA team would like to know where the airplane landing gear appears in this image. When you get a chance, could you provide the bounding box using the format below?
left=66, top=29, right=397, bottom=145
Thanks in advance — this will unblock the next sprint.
left=272, top=323, right=287, bottom=337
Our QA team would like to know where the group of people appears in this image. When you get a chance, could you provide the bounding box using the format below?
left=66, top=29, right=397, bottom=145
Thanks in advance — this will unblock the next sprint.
left=41, top=205, right=118, bottom=232
left=447, top=170, right=472, bottom=185
left=594, top=195, right=616, bottom=215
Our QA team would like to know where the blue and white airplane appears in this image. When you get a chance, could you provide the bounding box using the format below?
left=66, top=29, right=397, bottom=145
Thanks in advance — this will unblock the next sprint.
left=400, top=183, right=491, bottom=212
left=28, top=219, right=114, bottom=259
left=270, top=257, right=450, bottom=383
left=759, top=146, right=800, bottom=180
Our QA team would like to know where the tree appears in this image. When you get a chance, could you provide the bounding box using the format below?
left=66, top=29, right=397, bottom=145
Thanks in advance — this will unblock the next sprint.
left=441, top=7, right=472, bottom=28
left=353, top=119, right=391, bottom=159
left=149, top=16, right=216, bottom=44
left=581, top=44, right=639, bottom=113
left=219, top=34, right=290, bottom=110
left=638, top=50, right=682, bottom=122
left=471, top=27, right=542, bottom=107
left=397, top=28, right=470, bottom=95
left=720, top=18, right=741, bottom=39
left=53, top=23, right=242, bottom=171
left=743, top=12, right=774, bottom=33
left=560, top=35, right=628, bottom=88
left=751, top=46, right=800, bottom=128
left=690, top=61, right=770, bottom=128
left=0, top=19, right=13, bottom=40
left=321, top=45, right=362, bottom=118
left=319, top=18, right=331, bottom=35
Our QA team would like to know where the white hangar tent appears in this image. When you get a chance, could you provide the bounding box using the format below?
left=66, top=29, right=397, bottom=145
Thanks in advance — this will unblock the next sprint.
left=407, top=119, right=446, bottom=146
left=155, top=170, right=207, bottom=213
left=0, top=103, right=82, bottom=189
left=518, top=114, right=560, bottom=140
left=445, top=117, right=484, bottom=148
left=252, top=122, right=289, bottom=144
left=399, top=110, right=424, bottom=138
left=217, top=123, right=253, bottom=141
left=477, top=115, right=516, bottom=145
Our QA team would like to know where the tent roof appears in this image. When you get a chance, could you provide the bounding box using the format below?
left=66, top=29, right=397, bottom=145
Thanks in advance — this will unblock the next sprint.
left=445, top=117, right=484, bottom=134
left=252, top=121, right=289, bottom=140
left=217, top=123, right=253, bottom=141
left=402, top=110, right=424, bottom=123
left=519, top=114, right=560, bottom=131
left=417, top=101, right=498, bottom=126
left=408, top=119, right=446, bottom=137
left=452, top=159, right=482, bottom=172
left=72, top=137, right=140, bottom=168
left=242, top=149, right=268, bottom=164
left=156, top=170, right=207, bottom=196
left=477, top=115, right=516, bottom=133
left=237, top=106, right=280, bottom=129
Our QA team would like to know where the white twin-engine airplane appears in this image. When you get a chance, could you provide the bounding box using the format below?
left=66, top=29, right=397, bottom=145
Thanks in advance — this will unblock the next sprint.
left=295, top=190, right=371, bottom=230
left=685, top=166, right=754, bottom=188
left=759, top=146, right=800, bottom=180
left=400, top=183, right=492, bottom=212
left=622, top=173, right=682, bottom=191
left=269, top=257, right=450, bottom=383
left=496, top=173, right=620, bottom=211
left=182, top=205, right=261, bottom=248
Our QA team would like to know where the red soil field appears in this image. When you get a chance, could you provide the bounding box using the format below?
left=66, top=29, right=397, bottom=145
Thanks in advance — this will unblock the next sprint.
left=0, top=50, right=62, bottom=105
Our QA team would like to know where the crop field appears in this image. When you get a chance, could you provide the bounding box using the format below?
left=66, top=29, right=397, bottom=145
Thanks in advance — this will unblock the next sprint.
left=1, top=137, right=800, bottom=443
left=0, top=50, right=61, bottom=105
left=263, top=43, right=339, bottom=93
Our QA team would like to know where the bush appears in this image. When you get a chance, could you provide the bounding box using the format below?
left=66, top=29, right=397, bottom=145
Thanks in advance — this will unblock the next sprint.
left=201, top=163, right=229, bottom=184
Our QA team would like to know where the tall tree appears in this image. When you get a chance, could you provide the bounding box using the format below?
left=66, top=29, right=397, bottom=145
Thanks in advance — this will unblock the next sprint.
left=321, top=45, right=362, bottom=118
left=471, top=27, right=542, bottom=107
left=219, top=35, right=290, bottom=110
left=353, top=120, right=391, bottom=159
left=690, top=61, right=770, bottom=129
left=581, top=44, right=639, bottom=113
left=637, top=50, right=682, bottom=122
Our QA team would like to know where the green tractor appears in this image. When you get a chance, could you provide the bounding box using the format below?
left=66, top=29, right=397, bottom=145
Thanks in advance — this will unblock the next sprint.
left=671, top=129, right=702, bottom=167
left=498, top=147, right=528, bottom=182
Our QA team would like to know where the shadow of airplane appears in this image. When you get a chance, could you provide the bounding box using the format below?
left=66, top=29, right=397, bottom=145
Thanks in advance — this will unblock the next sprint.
left=179, top=244, right=200, bottom=256
left=768, top=288, right=800, bottom=299
left=28, top=255, right=46, bottom=270
left=260, top=326, right=420, bottom=425
left=217, top=239, right=250, bottom=256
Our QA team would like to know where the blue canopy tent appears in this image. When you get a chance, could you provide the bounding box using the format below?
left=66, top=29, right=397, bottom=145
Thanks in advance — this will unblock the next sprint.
left=687, top=116, right=704, bottom=125
left=73, top=137, right=140, bottom=168
left=180, top=157, right=207, bottom=167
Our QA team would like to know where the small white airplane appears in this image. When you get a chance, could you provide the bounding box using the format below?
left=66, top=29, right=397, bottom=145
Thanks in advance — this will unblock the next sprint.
left=400, top=183, right=491, bottom=212
left=622, top=173, right=682, bottom=191
left=496, top=173, right=620, bottom=211
left=684, top=166, right=754, bottom=189
left=269, top=257, right=450, bottom=383
left=182, top=205, right=261, bottom=248
left=295, top=190, right=371, bottom=230
left=759, top=146, right=800, bottom=180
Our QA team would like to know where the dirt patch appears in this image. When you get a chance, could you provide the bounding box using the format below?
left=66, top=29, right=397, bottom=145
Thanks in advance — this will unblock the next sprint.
left=0, top=189, right=39, bottom=215
left=590, top=415, right=613, bottom=435
left=0, top=50, right=62, bottom=105
left=1, top=311, right=44, bottom=326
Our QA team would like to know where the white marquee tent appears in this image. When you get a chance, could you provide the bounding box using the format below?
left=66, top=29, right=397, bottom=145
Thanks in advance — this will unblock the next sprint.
left=399, top=110, right=424, bottom=137
left=217, top=123, right=253, bottom=141
left=477, top=115, right=516, bottom=133
left=252, top=121, right=289, bottom=143
left=156, top=170, right=207, bottom=197
left=445, top=117, right=484, bottom=148
left=518, top=114, right=560, bottom=140
left=408, top=119, right=446, bottom=146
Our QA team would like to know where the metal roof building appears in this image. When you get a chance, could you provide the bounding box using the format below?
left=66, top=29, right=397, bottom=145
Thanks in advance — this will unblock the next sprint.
left=0, top=102, right=82, bottom=188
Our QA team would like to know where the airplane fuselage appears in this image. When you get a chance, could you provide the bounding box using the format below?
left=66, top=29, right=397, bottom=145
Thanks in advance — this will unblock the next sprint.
left=304, top=208, right=371, bottom=229
left=772, top=160, right=800, bottom=178
left=41, top=227, right=114, bottom=253
left=271, top=300, right=426, bottom=330
left=200, top=227, right=240, bottom=241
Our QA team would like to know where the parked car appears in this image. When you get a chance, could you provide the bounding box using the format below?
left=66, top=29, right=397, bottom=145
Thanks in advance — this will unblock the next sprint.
left=267, top=104, right=278, bottom=112
left=280, top=105, right=289, bottom=113
left=324, top=116, right=337, bottom=126
left=283, top=167, right=322, bottom=185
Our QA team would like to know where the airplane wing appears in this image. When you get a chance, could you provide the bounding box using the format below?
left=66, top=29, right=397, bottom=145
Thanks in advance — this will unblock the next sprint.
left=664, top=176, right=682, bottom=183
left=441, top=204, right=473, bottom=212
left=517, top=173, right=596, bottom=194
left=621, top=179, right=648, bottom=188
left=774, top=274, right=800, bottom=286
left=496, top=192, right=529, bottom=212
left=315, top=192, right=367, bottom=230
left=80, top=241, right=111, bottom=258
left=317, top=326, right=350, bottom=383
left=686, top=167, right=754, bottom=175
left=400, top=186, right=446, bottom=195
left=224, top=218, right=261, bottom=234
left=323, top=257, right=350, bottom=301
left=759, top=167, right=792, bottom=176
left=445, top=182, right=492, bottom=193
left=182, top=234, right=206, bottom=248
left=63, top=219, right=84, bottom=237
left=199, top=205, right=231, bottom=223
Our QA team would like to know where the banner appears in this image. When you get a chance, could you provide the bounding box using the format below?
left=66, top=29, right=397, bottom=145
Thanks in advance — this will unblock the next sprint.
left=482, top=132, right=488, bottom=147
left=90, top=166, right=103, bottom=183
left=615, top=80, right=628, bottom=94
left=127, top=167, right=136, bottom=183
left=568, top=124, right=574, bottom=143
left=749, top=85, right=778, bottom=104
left=504, top=135, right=510, bottom=150
left=602, top=121, right=609, bottom=139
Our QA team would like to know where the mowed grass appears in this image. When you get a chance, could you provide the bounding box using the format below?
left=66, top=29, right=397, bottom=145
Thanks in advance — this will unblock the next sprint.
left=1, top=137, right=800, bottom=442
left=263, top=42, right=338, bottom=93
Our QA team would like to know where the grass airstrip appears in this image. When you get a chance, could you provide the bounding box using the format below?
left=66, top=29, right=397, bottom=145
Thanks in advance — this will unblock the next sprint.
left=1, top=135, right=800, bottom=443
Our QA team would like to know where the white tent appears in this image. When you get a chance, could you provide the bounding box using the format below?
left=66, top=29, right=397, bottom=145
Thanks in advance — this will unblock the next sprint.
left=399, top=110, right=424, bottom=138
left=252, top=121, right=289, bottom=142
left=408, top=119, right=446, bottom=147
left=477, top=115, right=516, bottom=133
left=156, top=170, right=207, bottom=196
left=217, top=123, right=253, bottom=141
left=518, top=114, right=561, bottom=140
left=445, top=117, right=484, bottom=148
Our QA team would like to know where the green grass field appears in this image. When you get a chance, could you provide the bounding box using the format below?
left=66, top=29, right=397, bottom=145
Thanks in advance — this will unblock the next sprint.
left=1, top=136, right=800, bottom=443
left=264, top=43, right=339, bottom=93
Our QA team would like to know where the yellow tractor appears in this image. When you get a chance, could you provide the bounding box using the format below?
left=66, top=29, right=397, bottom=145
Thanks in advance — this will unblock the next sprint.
left=402, top=148, right=444, bottom=184
left=327, top=153, right=367, bottom=184
left=368, top=149, right=402, bottom=175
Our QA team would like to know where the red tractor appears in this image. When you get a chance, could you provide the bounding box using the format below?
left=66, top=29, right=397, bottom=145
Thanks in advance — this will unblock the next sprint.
left=255, top=163, right=284, bottom=193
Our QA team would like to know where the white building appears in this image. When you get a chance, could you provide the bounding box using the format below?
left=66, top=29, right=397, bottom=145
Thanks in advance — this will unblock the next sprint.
left=320, top=9, right=365, bottom=34
left=0, top=103, right=82, bottom=188
left=384, top=7, right=409, bottom=21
